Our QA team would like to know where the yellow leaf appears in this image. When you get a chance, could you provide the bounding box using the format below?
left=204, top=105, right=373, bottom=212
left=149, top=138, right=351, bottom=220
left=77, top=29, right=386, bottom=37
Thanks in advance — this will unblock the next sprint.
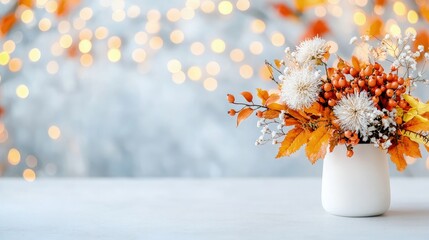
left=294, top=0, right=326, bottom=12
left=401, top=130, right=429, bottom=147
left=276, top=127, right=304, bottom=158
left=388, top=144, right=407, bottom=171
left=337, top=57, right=347, bottom=69
left=403, top=94, right=429, bottom=115
left=274, top=59, right=282, bottom=68
left=351, top=56, right=361, bottom=71
left=236, top=108, right=253, bottom=127
left=305, top=126, right=331, bottom=164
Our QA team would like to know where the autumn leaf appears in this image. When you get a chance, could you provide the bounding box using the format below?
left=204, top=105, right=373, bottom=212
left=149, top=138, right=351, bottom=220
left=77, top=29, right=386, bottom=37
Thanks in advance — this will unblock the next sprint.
left=403, top=117, right=429, bottom=132
left=285, top=128, right=310, bottom=156
left=300, top=19, right=330, bottom=41
left=329, top=136, right=339, bottom=153
left=388, top=144, right=407, bottom=171
left=327, top=67, right=335, bottom=79
left=265, top=94, right=280, bottom=106
left=256, top=88, right=269, bottom=105
left=401, top=130, right=429, bottom=148
left=420, top=5, right=429, bottom=23
left=287, top=108, right=308, bottom=122
left=0, top=13, right=17, bottom=37
left=402, top=136, right=422, bottom=158
left=241, top=91, right=253, bottom=102
left=351, top=56, right=361, bottom=71
left=285, top=118, right=300, bottom=126
left=305, top=126, right=331, bottom=164
left=236, top=108, right=253, bottom=127
left=273, top=3, right=296, bottom=19
left=263, top=110, right=280, bottom=119
left=304, top=102, right=323, bottom=116
left=18, top=0, right=33, bottom=7
left=403, top=94, right=429, bottom=115
left=57, top=0, right=81, bottom=17
left=295, top=0, right=326, bottom=12
left=375, top=0, right=387, bottom=7
left=364, top=17, right=383, bottom=37
left=276, top=127, right=305, bottom=158
left=274, top=59, right=282, bottom=68
left=267, top=103, right=287, bottom=111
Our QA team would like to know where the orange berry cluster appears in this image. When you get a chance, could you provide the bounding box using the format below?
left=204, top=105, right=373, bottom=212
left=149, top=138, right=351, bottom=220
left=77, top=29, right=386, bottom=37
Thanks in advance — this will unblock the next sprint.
left=320, top=62, right=410, bottom=111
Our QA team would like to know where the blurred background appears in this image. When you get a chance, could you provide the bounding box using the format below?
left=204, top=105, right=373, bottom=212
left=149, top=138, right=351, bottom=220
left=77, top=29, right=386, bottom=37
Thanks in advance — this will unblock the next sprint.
left=0, top=0, right=428, bottom=180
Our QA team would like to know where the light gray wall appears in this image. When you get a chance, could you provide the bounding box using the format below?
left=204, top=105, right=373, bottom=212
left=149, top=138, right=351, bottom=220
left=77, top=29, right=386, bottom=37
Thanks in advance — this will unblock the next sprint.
left=0, top=0, right=428, bottom=177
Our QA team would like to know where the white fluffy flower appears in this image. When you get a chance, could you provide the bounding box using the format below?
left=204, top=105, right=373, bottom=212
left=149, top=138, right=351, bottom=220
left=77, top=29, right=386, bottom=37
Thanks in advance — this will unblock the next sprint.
left=295, top=36, right=328, bottom=64
left=281, top=68, right=321, bottom=110
left=333, top=91, right=377, bottom=135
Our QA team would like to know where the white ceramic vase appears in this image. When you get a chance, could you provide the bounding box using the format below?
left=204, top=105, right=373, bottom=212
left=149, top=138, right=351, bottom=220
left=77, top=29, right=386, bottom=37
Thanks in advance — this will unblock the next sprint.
left=321, top=144, right=390, bottom=217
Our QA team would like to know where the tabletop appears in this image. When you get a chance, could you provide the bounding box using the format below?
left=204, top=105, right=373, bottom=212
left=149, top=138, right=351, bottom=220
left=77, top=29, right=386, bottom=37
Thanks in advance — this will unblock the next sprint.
left=0, top=178, right=428, bottom=240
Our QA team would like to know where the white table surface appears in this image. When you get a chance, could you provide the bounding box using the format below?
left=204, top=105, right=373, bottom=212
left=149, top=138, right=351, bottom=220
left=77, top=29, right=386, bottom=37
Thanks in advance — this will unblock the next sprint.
left=0, top=178, right=428, bottom=240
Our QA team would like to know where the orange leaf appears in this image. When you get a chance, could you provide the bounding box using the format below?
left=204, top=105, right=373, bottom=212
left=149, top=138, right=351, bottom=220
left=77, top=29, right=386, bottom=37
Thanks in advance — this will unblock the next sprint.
left=263, top=110, right=280, bottom=119
left=420, top=4, right=429, bottom=23
left=351, top=56, right=361, bottom=71
left=285, top=118, right=300, bottom=126
left=256, top=88, right=269, bottom=105
left=274, top=59, right=282, bottom=68
left=365, top=17, right=383, bottom=37
left=336, top=57, right=347, bottom=70
left=267, top=103, right=287, bottom=111
left=276, top=127, right=305, bottom=158
left=236, top=108, right=254, bottom=127
left=241, top=91, right=253, bottom=102
left=304, top=102, right=323, bottom=116
left=403, top=117, right=429, bottom=132
left=18, top=0, right=33, bottom=7
left=287, top=108, right=308, bottom=122
left=285, top=128, right=310, bottom=156
left=375, top=0, right=387, bottom=7
left=305, top=126, right=331, bottom=163
left=402, top=136, right=422, bottom=158
left=327, top=67, right=335, bottom=79
left=0, top=13, right=17, bottom=37
left=329, top=135, right=339, bottom=153
left=294, top=0, right=326, bottom=12
left=300, top=19, right=330, bottom=41
left=265, top=94, right=280, bottom=106
left=57, top=0, right=81, bottom=17
left=388, top=144, right=407, bottom=171
left=273, top=3, right=296, bottom=19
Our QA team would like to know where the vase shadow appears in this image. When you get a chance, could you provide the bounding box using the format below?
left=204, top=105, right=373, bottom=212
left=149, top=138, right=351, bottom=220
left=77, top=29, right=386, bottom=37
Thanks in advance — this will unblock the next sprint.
left=383, top=208, right=429, bottom=219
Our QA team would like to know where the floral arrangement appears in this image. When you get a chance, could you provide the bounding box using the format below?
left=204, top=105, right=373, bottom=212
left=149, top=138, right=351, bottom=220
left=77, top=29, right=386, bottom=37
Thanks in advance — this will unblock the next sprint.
left=227, top=33, right=429, bottom=171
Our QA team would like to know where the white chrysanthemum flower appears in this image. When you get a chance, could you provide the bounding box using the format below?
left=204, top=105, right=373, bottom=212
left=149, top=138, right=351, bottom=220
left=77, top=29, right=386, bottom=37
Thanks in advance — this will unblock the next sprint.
left=295, top=36, right=328, bottom=64
left=281, top=68, right=321, bottom=110
left=333, top=91, right=377, bottom=135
